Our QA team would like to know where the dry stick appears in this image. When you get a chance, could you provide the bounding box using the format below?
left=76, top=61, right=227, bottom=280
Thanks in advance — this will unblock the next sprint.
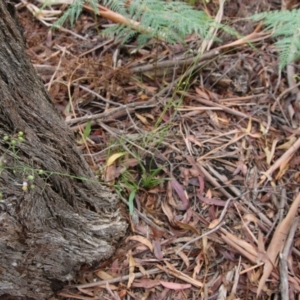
left=66, top=96, right=158, bottom=126
left=219, top=94, right=267, bottom=103
left=215, top=31, right=271, bottom=51
left=257, top=192, right=300, bottom=296
left=66, top=50, right=220, bottom=126
left=220, top=229, right=258, bottom=263
left=129, top=50, right=219, bottom=74
left=187, top=92, right=292, bottom=226
left=197, top=131, right=244, bottom=161
left=204, top=164, right=272, bottom=229
left=184, top=93, right=273, bottom=129
left=58, top=292, right=96, bottom=300
left=156, top=262, right=203, bottom=288
left=287, top=63, right=300, bottom=98
left=186, top=158, right=271, bottom=243
left=188, top=164, right=273, bottom=256
left=197, top=164, right=232, bottom=199
left=188, top=158, right=273, bottom=250
left=231, top=257, right=242, bottom=295
left=271, top=81, right=300, bottom=112
left=175, top=198, right=233, bottom=254
left=72, top=265, right=173, bottom=289
left=259, top=136, right=300, bottom=186
left=79, top=38, right=114, bottom=57
left=279, top=217, right=299, bottom=300
left=47, top=47, right=66, bottom=92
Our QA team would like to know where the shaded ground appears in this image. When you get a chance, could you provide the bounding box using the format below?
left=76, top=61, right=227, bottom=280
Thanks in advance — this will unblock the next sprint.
left=14, top=0, right=300, bottom=299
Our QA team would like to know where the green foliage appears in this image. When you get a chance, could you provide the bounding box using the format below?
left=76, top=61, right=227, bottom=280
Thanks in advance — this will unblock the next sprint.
left=139, top=163, right=165, bottom=189
left=116, top=160, right=167, bottom=215
left=251, top=9, right=300, bottom=69
left=83, top=120, right=92, bottom=140
left=55, top=0, right=215, bottom=45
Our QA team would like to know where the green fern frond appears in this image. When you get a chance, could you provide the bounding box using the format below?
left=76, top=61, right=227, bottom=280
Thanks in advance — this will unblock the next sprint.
left=251, top=9, right=300, bottom=69
left=55, top=0, right=217, bottom=46
left=54, top=0, right=85, bottom=27
left=102, top=0, right=126, bottom=15
left=109, top=0, right=214, bottom=44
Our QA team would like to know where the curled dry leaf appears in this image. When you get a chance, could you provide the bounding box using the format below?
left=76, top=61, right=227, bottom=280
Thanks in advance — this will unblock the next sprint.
left=177, top=250, right=190, bottom=268
left=193, top=253, right=203, bottom=279
left=153, top=239, right=163, bottom=260
left=106, top=152, right=127, bottom=166
left=243, top=213, right=259, bottom=225
left=161, top=201, right=174, bottom=223
left=233, top=160, right=248, bottom=176
left=181, top=207, right=193, bottom=223
left=95, top=270, right=114, bottom=280
left=159, top=281, right=191, bottom=290
left=175, top=221, right=200, bottom=234
left=104, top=165, right=120, bottom=182
left=135, top=113, right=151, bottom=126
left=170, top=179, right=189, bottom=210
left=208, top=218, right=221, bottom=229
left=127, top=235, right=154, bottom=252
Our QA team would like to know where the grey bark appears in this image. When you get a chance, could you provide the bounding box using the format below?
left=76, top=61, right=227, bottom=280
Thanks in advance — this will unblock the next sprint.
left=0, top=1, right=127, bottom=299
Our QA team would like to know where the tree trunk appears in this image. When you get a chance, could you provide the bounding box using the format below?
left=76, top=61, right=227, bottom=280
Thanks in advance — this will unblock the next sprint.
left=0, top=1, right=127, bottom=299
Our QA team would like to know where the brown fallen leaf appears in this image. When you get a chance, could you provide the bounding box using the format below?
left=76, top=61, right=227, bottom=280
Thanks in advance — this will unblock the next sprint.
left=259, top=136, right=300, bottom=185
left=160, top=281, right=191, bottom=290
left=257, top=192, right=300, bottom=297
left=220, top=229, right=258, bottom=263
left=127, top=250, right=135, bottom=289
left=95, top=270, right=114, bottom=280
left=127, top=235, right=153, bottom=252
left=175, top=221, right=200, bottom=234
left=171, top=179, right=189, bottom=210
left=177, top=250, right=190, bottom=268
left=132, top=279, right=161, bottom=288
left=153, top=239, right=163, bottom=260
left=157, top=261, right=203, bottom=288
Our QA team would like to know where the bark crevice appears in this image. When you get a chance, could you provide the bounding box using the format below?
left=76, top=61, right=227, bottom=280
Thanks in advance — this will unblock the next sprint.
left=0, top=1, right=127, bottom=298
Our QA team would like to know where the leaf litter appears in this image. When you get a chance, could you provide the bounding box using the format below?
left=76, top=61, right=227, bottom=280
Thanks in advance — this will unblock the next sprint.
left=16, top=0, right=300, bottom=299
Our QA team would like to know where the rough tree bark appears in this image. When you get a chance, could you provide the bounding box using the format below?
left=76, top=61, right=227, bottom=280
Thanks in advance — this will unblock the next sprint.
left=0, top=1, right=127, bottom=299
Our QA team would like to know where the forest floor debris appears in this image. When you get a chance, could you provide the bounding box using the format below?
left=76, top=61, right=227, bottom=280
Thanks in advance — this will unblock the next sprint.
left=17, top=0, right=300, bottom=299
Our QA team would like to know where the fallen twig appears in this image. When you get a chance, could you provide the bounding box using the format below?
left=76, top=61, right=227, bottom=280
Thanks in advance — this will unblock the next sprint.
left=259, top=136, right=300, bottom=185
left=279, top=217, right=299, bottom=300
left=73, top=265, right=173, bottom=289
left=175, top=197, right=233, bottom=254
left=257, top=192, right=300, bottom=296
